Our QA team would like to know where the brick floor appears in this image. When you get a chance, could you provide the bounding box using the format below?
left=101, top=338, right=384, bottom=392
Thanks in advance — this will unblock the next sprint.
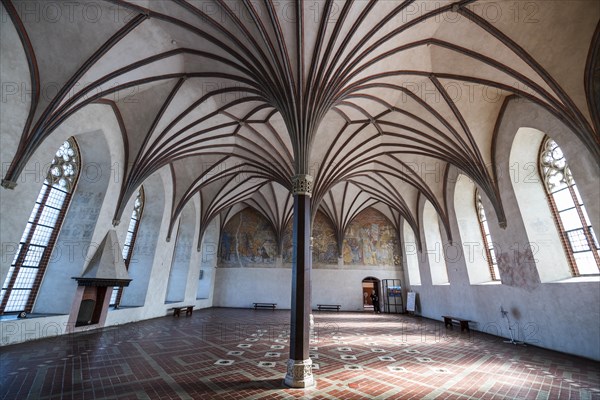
left=1, top=308, right=599, bottom=399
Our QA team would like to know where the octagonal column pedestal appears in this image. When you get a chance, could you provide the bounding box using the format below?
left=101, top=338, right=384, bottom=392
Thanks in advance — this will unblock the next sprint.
left=284, top=174, right=315, bottom=389
left=284, top=358, right=314, bottom=388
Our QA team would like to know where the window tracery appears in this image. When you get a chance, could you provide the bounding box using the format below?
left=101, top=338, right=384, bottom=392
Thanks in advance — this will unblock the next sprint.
left=540, top=137, right=599, bottom=275
left=1, top=138, right=80, bottom=314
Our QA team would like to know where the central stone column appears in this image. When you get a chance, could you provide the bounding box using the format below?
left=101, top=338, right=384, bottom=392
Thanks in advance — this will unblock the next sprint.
left=284, top=174, right=314, bottom=388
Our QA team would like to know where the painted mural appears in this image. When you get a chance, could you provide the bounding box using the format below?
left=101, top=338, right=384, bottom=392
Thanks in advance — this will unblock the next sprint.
left=281, top=208, right=400, bottom=267
left=219, top=208, right=278, bottom=267
left=343, top=208, right=401, bottom=267
left=221, top=207, right=400, bottom=268
left=281, top=222, right=293, bottom=263
left=281, top=211, right=338, bottom=265
left=312, top=212, right=339, bottom=264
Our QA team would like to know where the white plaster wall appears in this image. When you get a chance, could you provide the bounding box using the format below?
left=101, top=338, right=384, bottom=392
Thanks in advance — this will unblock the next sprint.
left=213, top=266, right=405, bottom=311
left=422, top=201, right=449, bottom=285
left=510, top=127, right=571, bottom=282
left=0, top=1, right=29, bottom=172
left=403, top=220, right=421, bottom=285
left=213, top=268, right=292, bottom=308
left=136, top=168, right=176, bottom=310
left=166, top=204, right=194, bottom=303
left=407, top=278, right=600, bottom=360
left=184, top=196, right=203, bottom=303
left=118, top=169, right=169, bottom=307
left=0, top=315, right=71, bottom=346
left=0, top=182, right=216, bottom=346
left=312, top=269, right=405, bottom=311
left=1, top=103, right=126, bottom=309
left=454, top=176, right=495, bottom=284
left=104, top=205, right=216, bottom=326
left=403, top=108, right=600, bottom=361
left=35, top=129, right=115, bottom=314
left=196, top=215, right=219, bottom=301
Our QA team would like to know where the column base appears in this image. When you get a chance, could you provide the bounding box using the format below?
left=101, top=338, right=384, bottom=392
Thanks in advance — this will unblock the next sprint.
left=284, top=358, right=314, bottom=388
left=1, top=179, right=17, bottom=189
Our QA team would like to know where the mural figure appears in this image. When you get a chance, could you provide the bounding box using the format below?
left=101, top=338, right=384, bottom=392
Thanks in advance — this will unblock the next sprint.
left=260, top=246, right=270, bottom=261
left=346, top=238, right=361, bottom=263
left=343, top=208, right=400, bottom=266
left=219, top=208, right=277, bottom=266
left=223, top=207, right=400, bottom=268
left=221, top=233, right=232, bottom=260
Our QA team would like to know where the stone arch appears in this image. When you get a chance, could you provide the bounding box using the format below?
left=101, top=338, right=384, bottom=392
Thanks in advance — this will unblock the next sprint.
left=118, top=170, right=167, bottom=307
left=492, top=98, right=598, bottom=287
left=451, top=173, right=498, bottom=284
left=493, top=98, right=599, bottom=238
left=0, top=103, right=126, bottom=314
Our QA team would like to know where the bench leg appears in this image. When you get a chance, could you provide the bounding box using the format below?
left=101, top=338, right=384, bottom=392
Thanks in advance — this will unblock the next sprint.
left=186, top=307, right=193, bottom=316
left=173, top=309, right=180, bottom=317
left=460, top=321, right=469, bottom=332
left=443, top=317, right=452, bottom=329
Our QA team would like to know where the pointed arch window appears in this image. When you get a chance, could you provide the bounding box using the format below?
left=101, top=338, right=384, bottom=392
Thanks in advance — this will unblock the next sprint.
left=110, top=187, right=145, bottom=307
left=540, top=138, right=600, bottom=275
left=475, top=190, right=500, bottom=281
left=1, top=138, right=80, bottom=314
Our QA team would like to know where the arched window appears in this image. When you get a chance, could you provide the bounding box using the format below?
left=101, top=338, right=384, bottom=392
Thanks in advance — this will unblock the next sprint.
left=475, top=190, right=500, bottom=281
left=111, top=187, right=145, bottom=307
left=540, top=137, right=600, bottom=275
left=1, top=138, right=80, bottom=314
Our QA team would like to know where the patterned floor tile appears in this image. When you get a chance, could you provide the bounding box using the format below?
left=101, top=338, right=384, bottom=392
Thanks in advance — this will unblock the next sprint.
left=0, top=308, right=599, bottom=400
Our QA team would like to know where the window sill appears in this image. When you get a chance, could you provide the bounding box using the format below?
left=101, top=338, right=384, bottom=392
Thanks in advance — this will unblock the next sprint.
left=109, top=305, right=143, bottom=311
left=0, top=313, right=67, bottom=321
left=548, top=276, right=600, bottom=284
left=473, top=280, right=502, bottom=286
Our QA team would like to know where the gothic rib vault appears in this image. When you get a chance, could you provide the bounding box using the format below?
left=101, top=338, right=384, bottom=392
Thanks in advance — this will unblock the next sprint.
left=2, top=0, right=598, bottom=250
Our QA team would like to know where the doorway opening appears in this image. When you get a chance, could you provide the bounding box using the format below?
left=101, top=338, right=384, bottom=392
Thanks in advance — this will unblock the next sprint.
left=362, top=276, right=380, bottom=311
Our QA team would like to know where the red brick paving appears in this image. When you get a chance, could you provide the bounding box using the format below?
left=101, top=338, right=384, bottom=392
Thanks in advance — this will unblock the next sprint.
left=1, top=308, right=599, bottom=399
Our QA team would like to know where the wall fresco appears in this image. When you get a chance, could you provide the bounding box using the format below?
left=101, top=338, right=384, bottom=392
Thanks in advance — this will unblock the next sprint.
left=221, top=207, right=400, bottom=268
left=219, top=207, right=278, bottom=266
left=343, top=208, right=400, bottom=267
left=280, top=211, right=338, bottom=265
left=282, top=221, right=293, bottom=263
left=312, top=212, right=339, bottom=264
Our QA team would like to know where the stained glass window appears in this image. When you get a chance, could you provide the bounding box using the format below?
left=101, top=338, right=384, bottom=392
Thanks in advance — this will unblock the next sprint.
left=540, top=138, right=600, bottom=275
left=1, top=138, right=80, bottom=314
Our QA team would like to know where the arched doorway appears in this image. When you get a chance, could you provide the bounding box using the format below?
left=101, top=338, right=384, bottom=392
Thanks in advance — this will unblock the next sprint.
left=362, top=276, right=380, bottom=311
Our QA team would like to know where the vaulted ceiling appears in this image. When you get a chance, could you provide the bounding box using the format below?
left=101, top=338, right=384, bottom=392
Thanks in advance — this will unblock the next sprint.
left=2, top=0, right=598, bottom=242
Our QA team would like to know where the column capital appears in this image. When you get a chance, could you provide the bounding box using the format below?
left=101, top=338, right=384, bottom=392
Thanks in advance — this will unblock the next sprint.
left=292, top=174, right=314, bottom=197
left=284, top=358, right=314, bottom=388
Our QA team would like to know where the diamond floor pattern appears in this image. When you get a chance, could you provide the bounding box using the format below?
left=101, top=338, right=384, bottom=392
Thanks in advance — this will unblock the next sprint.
left=1, top=308, right=599, bottom=399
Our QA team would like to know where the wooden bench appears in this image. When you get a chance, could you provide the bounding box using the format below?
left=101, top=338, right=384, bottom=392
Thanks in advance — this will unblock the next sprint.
left=170, top=305, right=195, bottom=317
left=317, top=304, right=341, bottom=311
left=442, top=315, right=471, bottom=332
left=253, top=303, right=276, bottom=310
